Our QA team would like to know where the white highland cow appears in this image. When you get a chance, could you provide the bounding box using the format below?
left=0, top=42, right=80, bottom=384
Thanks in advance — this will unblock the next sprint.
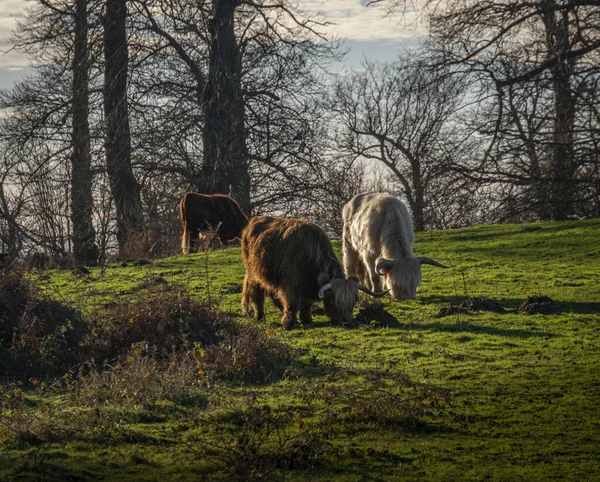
left=342, top=192, right=448, bottom=300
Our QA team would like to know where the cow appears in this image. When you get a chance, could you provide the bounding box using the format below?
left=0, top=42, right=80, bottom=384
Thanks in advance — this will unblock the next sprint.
left=180, top=193, right=248, bottom=255
left=342, top=192, right=448, bottom=300
left=241, top=216, right=387, bottom=330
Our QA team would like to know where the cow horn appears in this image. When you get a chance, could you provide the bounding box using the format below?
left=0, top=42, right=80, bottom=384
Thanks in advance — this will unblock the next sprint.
left=417, top=257, right=448, bottom=268
left=355, top=282, right=389, bottom=298
left=318, top=283, right=332, bottom=299
left=375, top=259, right=393, bottom=275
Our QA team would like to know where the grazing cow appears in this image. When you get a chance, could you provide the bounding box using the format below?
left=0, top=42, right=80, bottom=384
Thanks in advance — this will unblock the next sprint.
left=342, top=192, right=448, bottom=300
left=241, top=216, right=386, bottom=329
left=180, top=193, right=248, bottom=255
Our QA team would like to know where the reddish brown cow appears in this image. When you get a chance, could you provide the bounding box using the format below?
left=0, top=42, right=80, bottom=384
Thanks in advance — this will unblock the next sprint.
left=180, top=193, right=248, bottom=255
left=241, top=216, right=386, bottom=330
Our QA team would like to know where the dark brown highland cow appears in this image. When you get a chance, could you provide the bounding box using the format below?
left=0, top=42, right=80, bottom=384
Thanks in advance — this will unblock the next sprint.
left=241, top=216, right=386, bottom=330
left=180, top=193, right=248, bottom=254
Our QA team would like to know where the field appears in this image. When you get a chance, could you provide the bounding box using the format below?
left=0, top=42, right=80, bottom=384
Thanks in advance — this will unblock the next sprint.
left=1, top=219, right=599, bottom=481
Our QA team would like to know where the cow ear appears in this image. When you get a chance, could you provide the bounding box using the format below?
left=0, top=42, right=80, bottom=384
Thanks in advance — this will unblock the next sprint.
left=317, top=272, right=331, bottom=287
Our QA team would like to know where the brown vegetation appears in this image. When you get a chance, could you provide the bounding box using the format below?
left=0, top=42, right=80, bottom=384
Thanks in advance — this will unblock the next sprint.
left=0, top=275, right=290, bottom=384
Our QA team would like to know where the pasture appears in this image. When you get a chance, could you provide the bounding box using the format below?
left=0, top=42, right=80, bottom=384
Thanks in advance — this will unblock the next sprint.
left=1, top=219, right=599, bottom=480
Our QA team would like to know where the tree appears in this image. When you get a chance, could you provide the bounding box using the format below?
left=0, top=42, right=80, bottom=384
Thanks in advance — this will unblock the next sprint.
left=370, top=0, right=600, bottom=220
left=329, top=58, right=470, bottom=231
left=201, top=0, right=249, bottom=211
left=382, top=0, right=600, bottom=220
left=0, top=0, right=109, bottom=261
left=71, top=0, right=98, bottom=265
left=130, top=0, right=339, bottom=216
left=104, top=0, right=143, bottom=248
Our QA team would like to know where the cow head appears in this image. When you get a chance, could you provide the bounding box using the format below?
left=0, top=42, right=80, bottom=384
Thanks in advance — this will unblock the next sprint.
left=375, top=256, right=448, bottom=300
left=318, top=273, right=387, bottom=324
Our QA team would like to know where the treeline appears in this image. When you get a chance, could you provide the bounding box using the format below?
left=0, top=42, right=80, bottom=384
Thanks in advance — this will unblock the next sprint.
left=0, top=0, right=598, bottom=265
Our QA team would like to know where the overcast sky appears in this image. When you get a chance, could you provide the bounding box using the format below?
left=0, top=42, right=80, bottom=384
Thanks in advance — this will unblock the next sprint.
left=0, top=0, right=424, bottom=90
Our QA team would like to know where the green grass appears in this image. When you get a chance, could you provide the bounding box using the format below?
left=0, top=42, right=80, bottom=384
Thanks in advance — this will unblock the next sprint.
left=2, top=219, right=600, bottom=480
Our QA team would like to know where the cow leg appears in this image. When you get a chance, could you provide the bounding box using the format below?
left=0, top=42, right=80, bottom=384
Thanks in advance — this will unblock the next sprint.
left=181, top=226, right=191, bottom=255
left=252, top=287, right=266, bottom=321
left=189, top=227, right=200, bottom=253
left=357, top=258, right=369, bottom=287
left=281, top=310, right=297, bottom=330
left=365, top=256, right=383, bottom=293
left=299, top=300, right=313, bottom=326
left=280, top=294, right=298, bottom=330
left=270, top=293, right=284, bottom=313
left=342, top=239, right=360, bottom=278
left=242, top=275, right=252, bottom=315
left=242, top=276, right=265, bottom=320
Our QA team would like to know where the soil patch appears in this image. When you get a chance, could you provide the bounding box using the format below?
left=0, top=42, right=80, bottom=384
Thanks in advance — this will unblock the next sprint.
left=517, top=296, right=563, bottom=315
left=437, top=306, right=469, bottom=317
left=462, top=297, right=506, bottom=312
left=437, top=297, right=505, bottom=317
left=354, top=304, right=402, bottom=328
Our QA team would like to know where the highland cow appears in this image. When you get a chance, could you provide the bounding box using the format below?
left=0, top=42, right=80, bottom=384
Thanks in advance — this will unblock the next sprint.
left=241, top=216, right=386, bottom=329
left=180, top=193, right=248, bottom=255
left=342, top=192, right=448, bottom=300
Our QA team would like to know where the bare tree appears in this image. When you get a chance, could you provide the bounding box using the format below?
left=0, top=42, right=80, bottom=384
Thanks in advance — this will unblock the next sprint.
left=71, top=0, right=98, bottom=265
left=0, top=0, right=109, bottom=261
left=329, top=58, right=470, bottom=231
left=129, top=0, right=340, bottom=216
left=370, top=0, right=600, bottom=220
left=104, top=0, right=143, bottom=248
left=401, top=0, right=599, bottom=220
left=202, top=0, right=249, bottom=211
left=1, top=0, right=346, bottom=261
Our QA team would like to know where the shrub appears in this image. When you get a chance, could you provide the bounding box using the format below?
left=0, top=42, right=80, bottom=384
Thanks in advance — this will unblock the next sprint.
left=1, top=275, right=292, bottom=385
left=188, top=402, right=331, bottom=480
left=86, top=284, right=292, bottom=384
left=0, top=272, right=83, bottom=379
left=86, top=284, right=220, bottom=363
left=201, top=324, right=292, bottom=383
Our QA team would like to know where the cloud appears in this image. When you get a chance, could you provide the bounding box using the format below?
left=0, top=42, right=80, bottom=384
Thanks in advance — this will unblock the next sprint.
left=300, top=0, right=425, bottom=42
left=0, top=0, right=425, bottom=88
left=0, top=5, right=27, bottom=69
left=0, top=66, right=33, bottom=90
left=0, top=0, right=27, bottom=17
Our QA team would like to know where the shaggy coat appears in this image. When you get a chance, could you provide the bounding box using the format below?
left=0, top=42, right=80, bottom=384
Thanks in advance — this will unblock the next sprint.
left=180, top=193, right=248, bottom=254
left=241, top=216, right=384, bottom=329
left=342, top=192, right=447, bottom=300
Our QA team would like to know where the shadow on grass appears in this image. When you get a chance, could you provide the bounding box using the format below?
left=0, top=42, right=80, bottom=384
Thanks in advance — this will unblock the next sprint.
left=560, top=301, right=600, bottom=314
left=286, top=305, right=555, bottom=338
left=427, top=295, right=600, bottom=315
left=6, top=460, right=90, bottom=482
left=446, top=220, right=599, bottom=244
left=417, top=321, right=554, bottom=338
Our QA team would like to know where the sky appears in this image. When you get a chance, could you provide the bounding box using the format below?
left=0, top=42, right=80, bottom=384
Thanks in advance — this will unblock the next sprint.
left=0, top=0, right=425, bottom=90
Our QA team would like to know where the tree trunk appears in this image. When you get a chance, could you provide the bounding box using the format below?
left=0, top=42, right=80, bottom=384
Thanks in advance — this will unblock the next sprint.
left=200, top=0, right=250, bottom=214
left=0, top=186, right=20, bottom=263
left=411, top=159, right=425, bottom=231
left=71, top=0, right=98, bottom=265
left=543, top=1, right=576, bottom=220
left=412, top=191, right=425, bottom=232
left=104, top=0, right=143, bottom=248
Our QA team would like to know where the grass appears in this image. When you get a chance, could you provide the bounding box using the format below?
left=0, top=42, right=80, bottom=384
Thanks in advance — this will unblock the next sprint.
left=1, top=219, right=600, bottom=480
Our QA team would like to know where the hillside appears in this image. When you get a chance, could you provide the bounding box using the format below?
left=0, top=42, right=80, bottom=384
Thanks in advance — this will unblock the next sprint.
left=1, top=219, right=599, bottom=481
